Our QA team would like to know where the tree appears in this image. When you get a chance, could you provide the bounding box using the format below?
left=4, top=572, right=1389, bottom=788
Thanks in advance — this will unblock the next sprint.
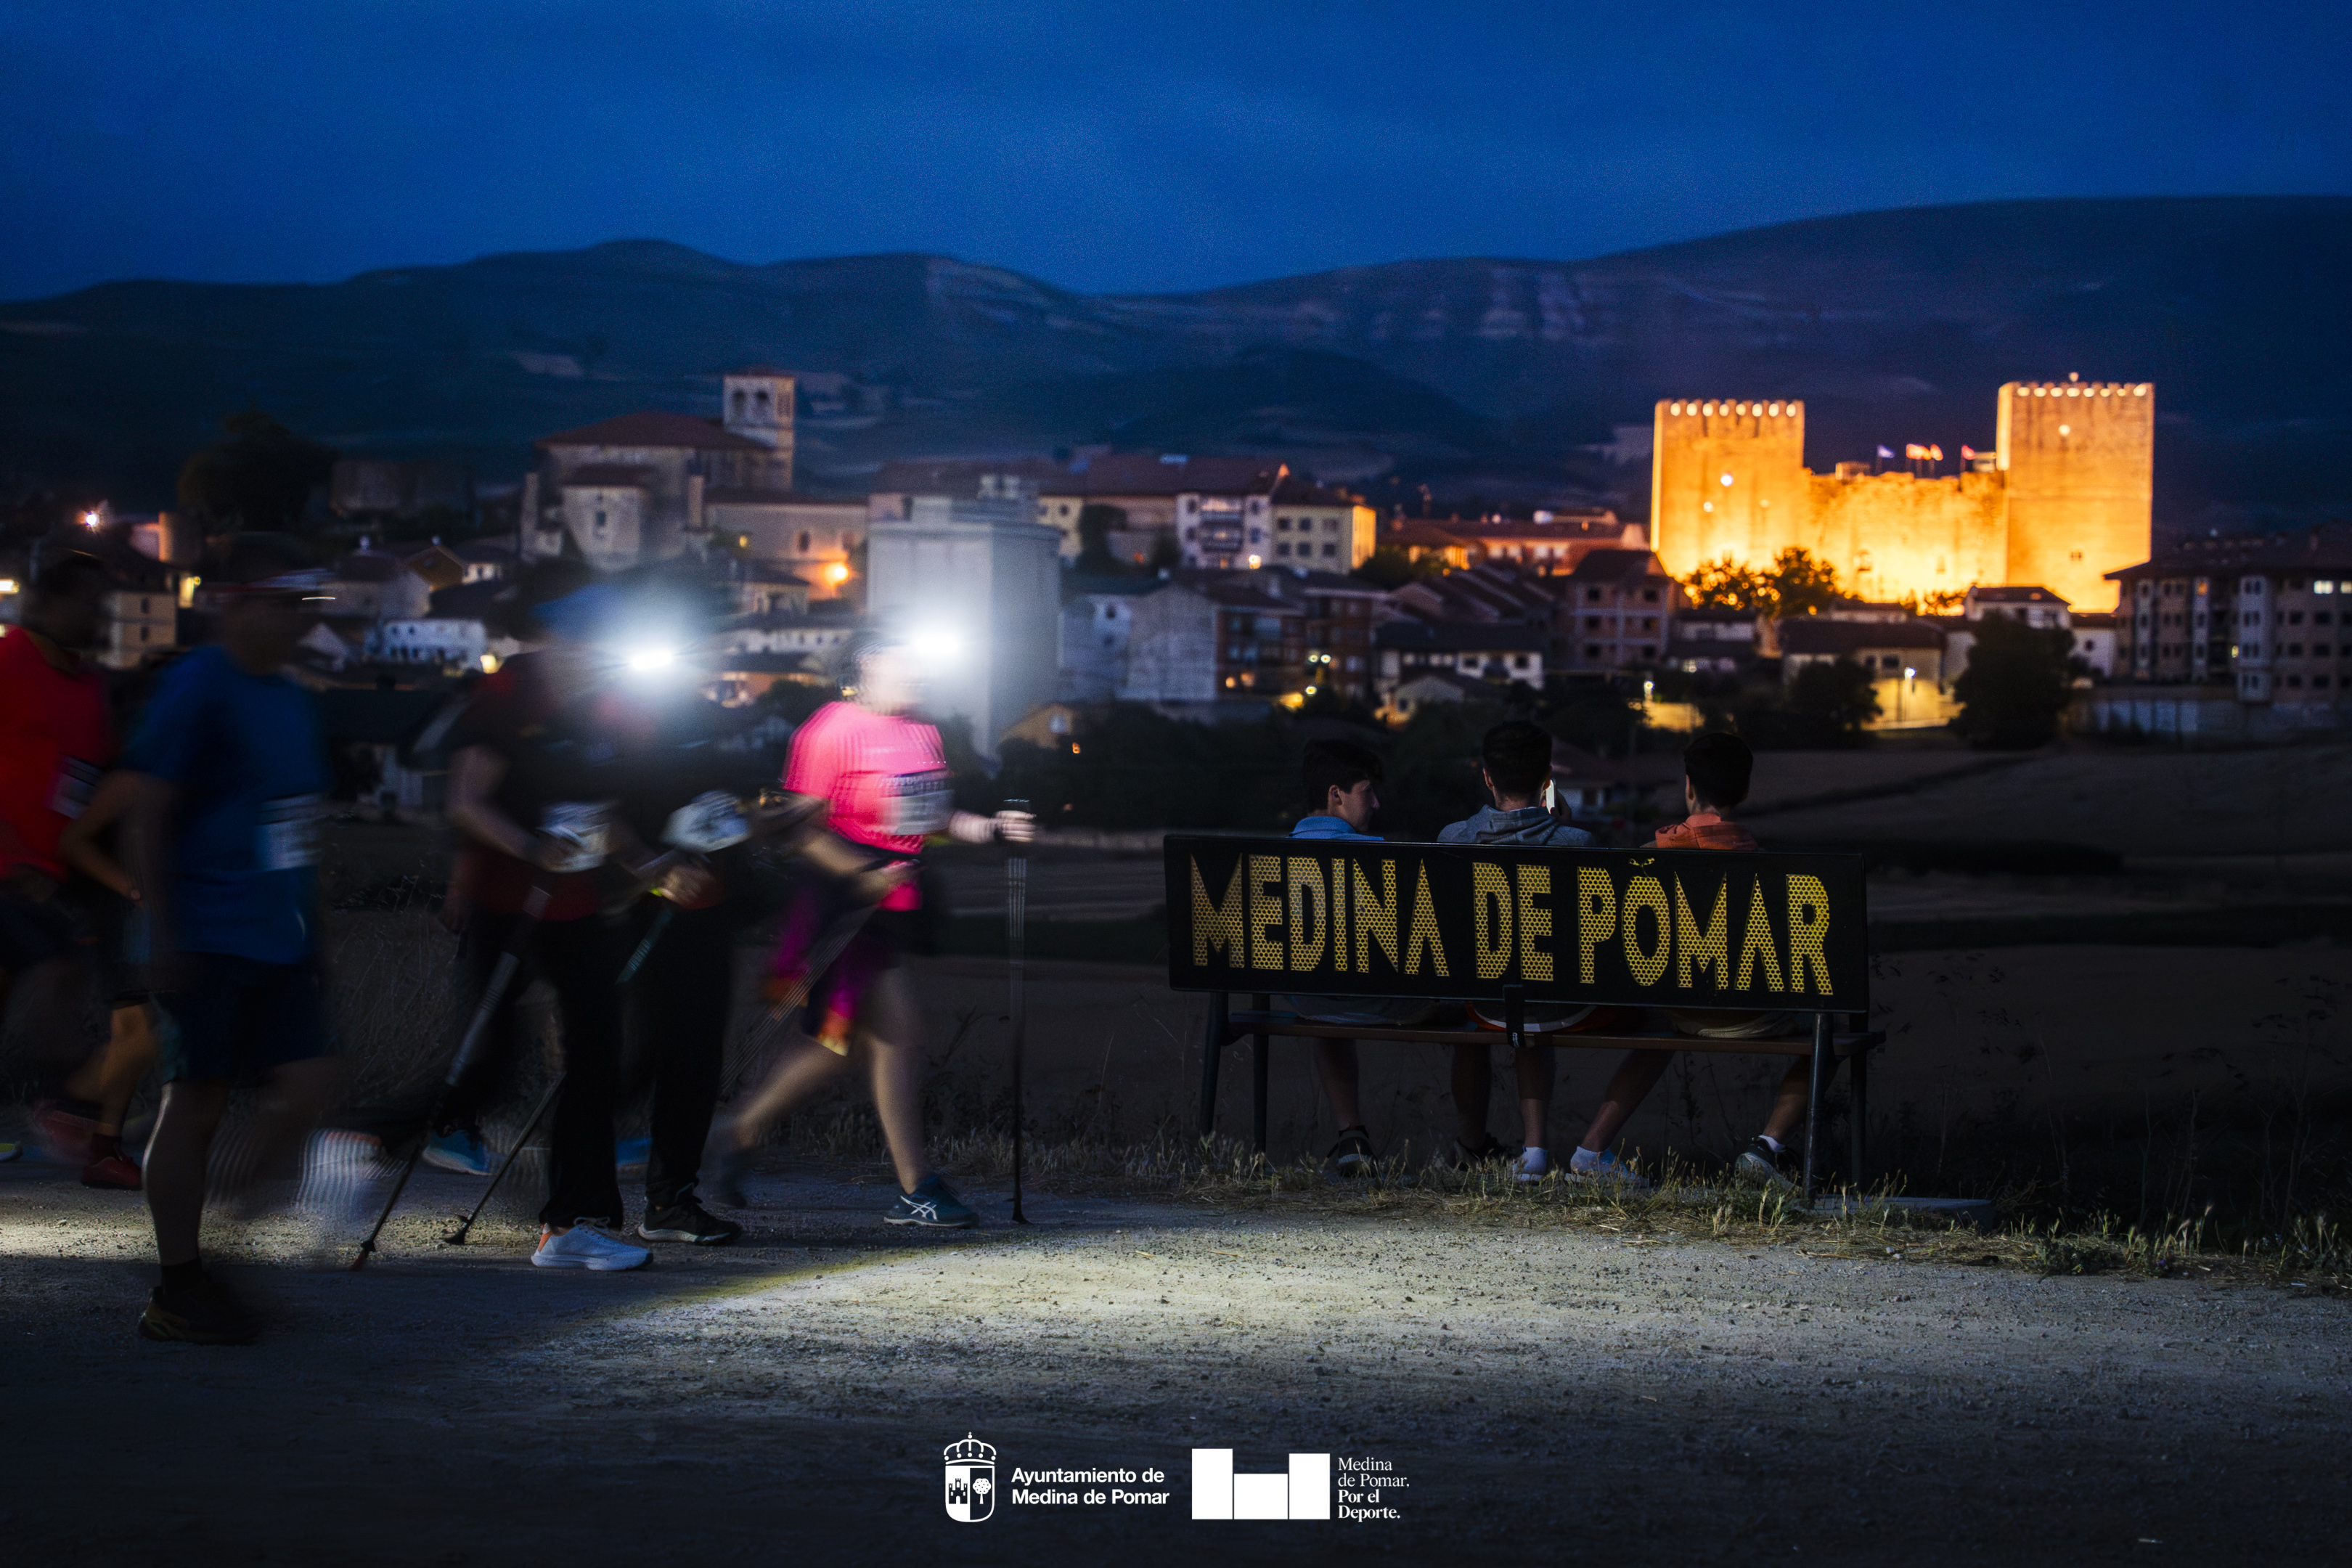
left=1953, top=612, right=2078, bottom=749
left=1683, top=555, right=1771, bottom=611
left=176, top=407, right=338, bottom=533
left=1786, top=657, right=1880, bottom=739
left=1352, top=545, right=1442, bottom=590
left=1075, top=503, right=1132, bottom=574
left=1767, top=546, right=1843, bottom=617
left=1682, top=547, right=1842, bottom=617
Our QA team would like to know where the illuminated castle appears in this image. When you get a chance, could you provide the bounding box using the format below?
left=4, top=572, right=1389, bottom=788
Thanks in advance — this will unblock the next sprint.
left=1650, top=379, right=2152, bottom=611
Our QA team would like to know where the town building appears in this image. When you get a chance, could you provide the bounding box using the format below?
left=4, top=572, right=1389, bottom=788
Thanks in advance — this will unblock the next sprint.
left=1254, top=568, right=1386, bottom=701
left=1057, top=576, right=1162, bottom=703
left=1662, top=606, right=1759, bottom=674
left=865, top=469, right=1060, bottom=754
left=1776, top=616, right=1948, bottom=727
left=519, top=369, right=799, bottom=571
left=1393, top=513, right=1647, bottom=575
left=2107, top=525, right=2352, bottom=709
left=1374, top=621, right=1548, bottom=706
left=1263, top=475, right=1379, bottom=570
left=1563, top=550, right=1683, bottom=669
left=1117, top=576, right=1304, bottom=706
left=1651, top=377, right=2152, bottom=611
left=1034, top=453, right=1281, bottom=567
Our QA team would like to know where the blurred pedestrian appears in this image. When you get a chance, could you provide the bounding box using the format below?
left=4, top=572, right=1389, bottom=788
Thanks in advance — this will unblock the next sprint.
left=126, top=544, right=342, bottom=1343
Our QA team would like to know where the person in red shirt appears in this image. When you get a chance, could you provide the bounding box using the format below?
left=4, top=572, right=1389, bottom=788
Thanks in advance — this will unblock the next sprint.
left=0, top=552, right=154, bottom=1186
left=709, top=629, right=1032, bottom=1229
left=1567, top=732, right=1818, bottom=1188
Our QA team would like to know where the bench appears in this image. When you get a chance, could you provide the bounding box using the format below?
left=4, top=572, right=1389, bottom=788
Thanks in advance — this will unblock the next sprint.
left=1163, top=834, right=1885, bottom=1204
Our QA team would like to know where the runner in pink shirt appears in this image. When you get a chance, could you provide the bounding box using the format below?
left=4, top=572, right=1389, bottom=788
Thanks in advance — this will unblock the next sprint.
left=710, top=630, right=1032, bottom=1228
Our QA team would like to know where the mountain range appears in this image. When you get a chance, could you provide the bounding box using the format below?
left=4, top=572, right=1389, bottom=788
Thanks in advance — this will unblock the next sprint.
left=2, top=195, right=2348, bottom=532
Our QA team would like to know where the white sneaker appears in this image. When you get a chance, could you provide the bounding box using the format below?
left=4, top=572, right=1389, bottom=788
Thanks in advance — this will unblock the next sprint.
left=1511, top=1148, right=1551, bottom=1183
left=532, top=1223, right=651, bottom=1271
left=1567, top=1150, right=1655, bottom=1191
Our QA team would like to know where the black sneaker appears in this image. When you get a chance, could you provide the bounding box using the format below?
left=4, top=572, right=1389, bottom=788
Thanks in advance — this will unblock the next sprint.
left=136, top=1278, right=258, bottom=1345
left=1323, top=1127, right=1379, bottom=1180
left=1449, top=1133, right=1512, bottom=1169
left=637, top=1199, right=744, bottom=1246
left=884, top=1175, right=978, bottom=1229
left=1735, top=1135, right=1797, bottom=1191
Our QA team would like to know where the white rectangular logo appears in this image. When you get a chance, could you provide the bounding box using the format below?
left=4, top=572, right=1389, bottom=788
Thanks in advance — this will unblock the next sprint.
left=1190, top=1449, right=1330, bottom=1522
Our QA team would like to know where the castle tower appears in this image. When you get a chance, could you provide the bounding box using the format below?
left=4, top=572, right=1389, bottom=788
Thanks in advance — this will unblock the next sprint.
left=722, top=367, right=796, bottom=487
left=1996, top=377, right=2152, bottom=611
left=1649, top=399, right=1810, bottom=581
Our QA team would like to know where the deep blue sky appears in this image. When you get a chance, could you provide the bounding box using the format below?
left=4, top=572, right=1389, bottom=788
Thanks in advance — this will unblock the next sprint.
left=4, top=1, right=2347, bottom=301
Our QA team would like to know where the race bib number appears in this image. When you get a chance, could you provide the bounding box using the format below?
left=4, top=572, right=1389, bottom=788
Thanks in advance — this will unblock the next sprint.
left=882, top=772, right=953, bottom=836
left=49, top=757, right=102, bottom=820
left=257, top=794, right=323, bottom=871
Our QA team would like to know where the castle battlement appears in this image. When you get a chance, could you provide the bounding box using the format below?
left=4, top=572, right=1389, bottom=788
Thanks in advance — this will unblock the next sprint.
left=1654, top=379, right=2151, bottom=611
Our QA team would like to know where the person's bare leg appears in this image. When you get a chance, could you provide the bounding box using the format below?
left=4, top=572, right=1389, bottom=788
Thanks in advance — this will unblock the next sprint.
left=66, top=1003, right=160, bottom=1136
left=1314, top=1039, right=1363, bottom=1131
left=144, top=1080, right=230, bottom=1267
left=729, top=1037, right=852, bottom=1145
left=857, top=972, right=930, bottom=1193
left=1760, top=1055, right=1812, bottom=1144
left=1450, top=1042, right=1492, bottom=1146
left=1578, top=1049, right=1675, bottom=1155
left=1514, top=1047, right=1553, bottom=1151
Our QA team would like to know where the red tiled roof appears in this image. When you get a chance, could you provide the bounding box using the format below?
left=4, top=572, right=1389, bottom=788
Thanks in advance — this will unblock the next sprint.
left=538, top=411, right=768, bottom=452
left=1566, top=549, right=1669, bottom=582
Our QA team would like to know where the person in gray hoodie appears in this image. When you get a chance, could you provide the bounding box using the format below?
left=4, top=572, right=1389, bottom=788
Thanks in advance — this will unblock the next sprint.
left=1434, top=720, right=1600, bottom=1181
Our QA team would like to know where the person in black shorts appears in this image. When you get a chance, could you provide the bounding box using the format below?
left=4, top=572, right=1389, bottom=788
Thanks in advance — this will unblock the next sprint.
left=126, top=543, right=342, bottom=1344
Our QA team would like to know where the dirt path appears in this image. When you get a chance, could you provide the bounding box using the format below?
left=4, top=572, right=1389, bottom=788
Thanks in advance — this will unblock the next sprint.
left=4, top=1158, right=2346, bottom=1566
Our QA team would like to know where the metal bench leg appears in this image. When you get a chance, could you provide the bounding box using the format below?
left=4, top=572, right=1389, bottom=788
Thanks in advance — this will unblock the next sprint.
left=1251, top=992, right=1270, bottom=1156
left=1196, top=992, right=1228, bottom=1140
left=1847, top=1037, right=1869, bottom=1188
left=1802, top=1011, right=1829, bottom=1207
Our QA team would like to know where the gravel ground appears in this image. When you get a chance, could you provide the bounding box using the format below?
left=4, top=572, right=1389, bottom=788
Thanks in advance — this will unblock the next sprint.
left=2, top=1154, right=2347, bottom=1567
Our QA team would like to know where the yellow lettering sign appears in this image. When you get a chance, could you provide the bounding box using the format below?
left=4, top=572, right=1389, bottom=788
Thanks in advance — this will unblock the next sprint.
left=1286, top=857, right=1328, bottom=972
left=1249, top=854, right=1283, bottom=971
left=1787, top=873, right=1832, bottom=995
left=1514, top=865, right=1554, bottom=982
left=1191, top=857, right=1246, bottom=967
left=1577, top=867, right=1617, bottom=984
left=1403, top=862, right=1449, bottom=978
left=1736, top=877, right=1784, bottom=992
left=1471, top=863, right=1512, bottom=980
left=1351, top=859, right=1399, bottom=973
left=1674, top=875, right=1729, bottom=989
left=1622, top=874, right=1670, bottom=987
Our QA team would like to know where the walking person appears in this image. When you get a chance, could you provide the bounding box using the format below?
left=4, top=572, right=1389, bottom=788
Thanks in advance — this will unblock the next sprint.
left=706, top=629, right=1031, bottom=1227
left=125, top=546, right=343, bottom=1342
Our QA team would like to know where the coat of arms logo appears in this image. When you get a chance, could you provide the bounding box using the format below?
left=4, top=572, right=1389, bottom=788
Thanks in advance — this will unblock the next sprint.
left=944, top=1433, right=997, bottom=1523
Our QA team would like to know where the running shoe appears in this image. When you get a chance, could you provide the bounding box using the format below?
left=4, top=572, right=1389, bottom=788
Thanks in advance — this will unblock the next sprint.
left=1510, top=1148, right=1553, bottom=1184
left=637, top=1199, right=743, bottom=1246
left=1567, top=1150, right=1654, bottom=1191
left=0, top=1141, right=21, bottom=1163
left=532, top=1225, right=652, bottom=1271
left=1734, top=1135, right=1797, bottom=1192
left=885, top=1175, right=978, bottom=1229
left=81, top=1151, right=143, bottom=1191
left=1323, top=1127, right=1379, bottom=1180
left=136, top=1278, right=258, bottom=1344
left=33, top=1101, right=99, bottom=1165
left=422, top=1129, right=497, bottom=1177
left=613, top=1136, right=651, bottom=1175
left=1448, top=1133, right=1512, bottom=1169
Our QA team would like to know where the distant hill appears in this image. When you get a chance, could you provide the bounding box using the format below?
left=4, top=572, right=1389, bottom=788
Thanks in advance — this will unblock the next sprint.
left=2, top=195, right=2348, bottom=530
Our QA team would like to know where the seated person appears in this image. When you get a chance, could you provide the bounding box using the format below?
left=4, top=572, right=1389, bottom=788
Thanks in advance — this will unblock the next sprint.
left=1279, top=740, right=1451, bottom=1179
left=1570, top=732, right=1816, bottom=1188
left=1434, top=719, right=1617, bottom=1183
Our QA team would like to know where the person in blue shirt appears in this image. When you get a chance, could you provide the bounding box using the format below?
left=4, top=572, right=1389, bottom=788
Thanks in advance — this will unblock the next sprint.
left=1281, top=740, right=1455, bottom=1178
left=126, top=545, right=340, bottom=1344
left=1432, top=720, right=1610, bottom=1182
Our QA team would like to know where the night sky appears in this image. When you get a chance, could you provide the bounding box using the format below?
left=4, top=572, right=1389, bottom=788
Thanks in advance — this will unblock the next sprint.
left=4, top=1, right=2348, bottom=301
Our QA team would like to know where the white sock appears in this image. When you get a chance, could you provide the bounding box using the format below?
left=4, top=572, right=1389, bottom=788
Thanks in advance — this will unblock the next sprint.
left=1759, top=1134, right=1785, bottom=1154
left=1569, top=1146, right=1605, bottom=1173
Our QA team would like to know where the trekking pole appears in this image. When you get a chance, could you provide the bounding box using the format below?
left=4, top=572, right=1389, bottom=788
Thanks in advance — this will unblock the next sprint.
left=441, top=1070, right=563, bottom=1246
left=1005, top=801, right=1030, bottom=1225
left=352, top=883, right=549, bottom=1270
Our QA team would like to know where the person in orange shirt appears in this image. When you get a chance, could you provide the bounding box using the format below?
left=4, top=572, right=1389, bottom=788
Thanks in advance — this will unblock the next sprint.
left=1568, top=732, right=1818, bottom=1188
